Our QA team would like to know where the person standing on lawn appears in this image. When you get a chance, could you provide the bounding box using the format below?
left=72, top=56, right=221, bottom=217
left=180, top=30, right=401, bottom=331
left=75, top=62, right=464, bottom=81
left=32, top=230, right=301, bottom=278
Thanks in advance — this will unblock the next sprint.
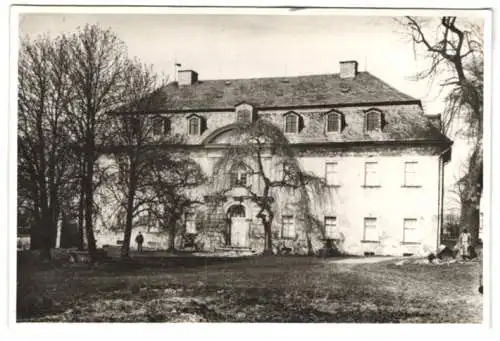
left=457, top=228, right=472, bottom=261
left=135, top=232, right=144, bottom=253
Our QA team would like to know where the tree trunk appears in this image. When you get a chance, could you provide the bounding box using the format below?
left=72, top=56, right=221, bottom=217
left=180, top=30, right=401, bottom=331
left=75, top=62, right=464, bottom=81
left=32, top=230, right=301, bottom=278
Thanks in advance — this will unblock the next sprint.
left=460, top=143, right=483, bottom=247
left=167, top=220, right=177, bottom=252
left=77, top=160, right=86, bottom=250
left=84, top=153, right=97, bottom=256
left=305, top=232, right=314, bottom=256
left=121, top=164, right=137, bottom=259
left=40, top=211, right=53, bottom=259
left=29, top=210, right=43, bottom=250
left=262, top=217, right=274, bottom=256
left=121, top=189, right=135, bottom=259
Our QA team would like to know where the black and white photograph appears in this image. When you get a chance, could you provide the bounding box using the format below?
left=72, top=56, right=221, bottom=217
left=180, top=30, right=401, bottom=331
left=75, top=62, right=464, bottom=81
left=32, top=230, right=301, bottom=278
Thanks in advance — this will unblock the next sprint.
left=12, top=5, right=490, bottom=324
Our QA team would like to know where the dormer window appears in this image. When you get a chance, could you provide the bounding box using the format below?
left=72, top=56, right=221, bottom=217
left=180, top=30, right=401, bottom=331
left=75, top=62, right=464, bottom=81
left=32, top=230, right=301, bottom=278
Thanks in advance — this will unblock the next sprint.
left=325, top=111, right=342, bottom=133
left=365, top=109, right=383, bottom=132
left=189, top=117, right=200, bottom=135
left=284, top=112, right=301, bottom=134
left=237, top=109, right=252, bottom=123
left=186, top=114, right=205, bottom=135
left=123, top=116, right=140, bottom=136
left=152, top=116, right=171, bottom=136
left=235, top=103, right=254, bottom=124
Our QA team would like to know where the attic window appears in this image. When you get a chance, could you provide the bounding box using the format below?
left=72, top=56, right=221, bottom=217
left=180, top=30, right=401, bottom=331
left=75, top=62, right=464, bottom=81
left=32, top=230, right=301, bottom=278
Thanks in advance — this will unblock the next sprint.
left=188, top=116, right=201, bottom=135
left=123, top=116, right=141, bottom=136
left=365, top=110, right=382, bottom=132
left=284, top=112, right=300, bottom=134
left=237, top=109, right=252, bottom=123
left=152, top=117, right=171, bottom=136
left=326, top=112, right=342, bottom=133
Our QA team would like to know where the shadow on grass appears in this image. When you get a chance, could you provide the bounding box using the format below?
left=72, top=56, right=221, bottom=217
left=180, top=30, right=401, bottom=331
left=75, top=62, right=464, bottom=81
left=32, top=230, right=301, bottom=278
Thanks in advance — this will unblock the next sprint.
left=99, top=255, right=253, bottom=273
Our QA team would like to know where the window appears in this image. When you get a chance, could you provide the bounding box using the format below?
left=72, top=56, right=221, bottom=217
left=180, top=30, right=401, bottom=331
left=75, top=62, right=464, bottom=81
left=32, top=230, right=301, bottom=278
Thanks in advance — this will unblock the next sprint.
left=188, top=117, right=200, bottom=135
left=136, top=211, right=150, bottom=225
left=152, top=117, right=170, bottom=136
left=363, top=217, right=378, bottom=242
left=366, top=111, right=381, bottom=131
left=230, top=171, right=247, bottom=187
left=163, top=118, right=171, bottom=134
left=237, top=109, right=252, bottom=123
left=185, top=212, right=196, bottom=234
left=123, top=117, right=140, bottom=135
left=284, top=114, right=299, bottom=133
left=325, top=162, right=339, bottom=186
left=230, top=164, right=248, bottom=187
left=326, top=113, right=341, bottom=133
left=403, top=218, right=418, bottom=244
left=282, top=215, right=295, bottom=238
left=325, top=216, right=338, bottom=239
left=404, top=161, right=419, bottom=187
left=364, top=162, right=379, bottom=187
left=137, top=214, right=149, bottom=225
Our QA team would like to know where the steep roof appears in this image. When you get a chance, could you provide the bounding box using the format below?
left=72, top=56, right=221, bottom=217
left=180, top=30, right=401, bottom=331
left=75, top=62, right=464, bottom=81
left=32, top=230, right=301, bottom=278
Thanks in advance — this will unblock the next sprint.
left=148, top=71, right=418, bottom=111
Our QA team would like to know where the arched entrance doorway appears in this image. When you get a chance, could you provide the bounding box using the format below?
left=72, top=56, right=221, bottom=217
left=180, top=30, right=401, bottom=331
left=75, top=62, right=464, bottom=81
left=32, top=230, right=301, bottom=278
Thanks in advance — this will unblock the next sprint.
left=227, top=204, right=250, bottom=247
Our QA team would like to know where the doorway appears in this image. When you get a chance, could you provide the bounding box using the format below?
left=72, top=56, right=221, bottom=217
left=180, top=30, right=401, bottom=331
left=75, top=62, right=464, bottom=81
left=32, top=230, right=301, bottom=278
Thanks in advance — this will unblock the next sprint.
left=227, top=204, right=250, bottom=247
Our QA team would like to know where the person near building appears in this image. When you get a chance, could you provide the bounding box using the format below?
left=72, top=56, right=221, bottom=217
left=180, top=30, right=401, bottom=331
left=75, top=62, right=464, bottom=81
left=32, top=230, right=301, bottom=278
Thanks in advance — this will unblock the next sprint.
left=456, top=228, right=473, bottom=261
left=135, top=232, right=144, bottom=253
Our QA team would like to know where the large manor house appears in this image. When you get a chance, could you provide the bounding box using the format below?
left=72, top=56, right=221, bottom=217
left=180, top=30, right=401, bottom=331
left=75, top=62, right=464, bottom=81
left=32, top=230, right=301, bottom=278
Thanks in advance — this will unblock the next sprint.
left=95, top=61, right=452, bottom=256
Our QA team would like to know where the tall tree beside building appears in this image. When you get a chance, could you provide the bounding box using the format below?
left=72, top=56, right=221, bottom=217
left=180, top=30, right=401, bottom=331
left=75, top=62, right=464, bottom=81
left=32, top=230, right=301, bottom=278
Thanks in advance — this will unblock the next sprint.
left=401, top=16, right=483, bottom=244
left=64, top=24, right=130, bottom=256
left=107, top=61, right=182, bottom=258
left=211, top=119, right=327, bottom=255
left=18, top=24, right=155, bottom=257
left=18, top=35, right=79, bottom=255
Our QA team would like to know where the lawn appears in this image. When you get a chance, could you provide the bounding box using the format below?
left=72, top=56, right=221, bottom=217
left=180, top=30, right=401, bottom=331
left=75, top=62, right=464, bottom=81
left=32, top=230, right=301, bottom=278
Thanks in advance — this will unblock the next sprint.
left=16, top=254, right=483, bottom=323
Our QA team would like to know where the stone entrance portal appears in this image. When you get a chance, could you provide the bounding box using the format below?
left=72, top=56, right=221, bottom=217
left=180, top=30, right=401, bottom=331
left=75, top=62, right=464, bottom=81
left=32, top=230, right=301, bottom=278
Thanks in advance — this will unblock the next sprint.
left=227, top=204, right=250, bottom=247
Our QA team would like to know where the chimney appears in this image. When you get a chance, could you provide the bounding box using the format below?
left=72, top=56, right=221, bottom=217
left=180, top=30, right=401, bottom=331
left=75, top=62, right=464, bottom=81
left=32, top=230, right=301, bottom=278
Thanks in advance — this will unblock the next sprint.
left=178, top=70, right=198, bottom=86
left=339, top=61, right=358, bottom=79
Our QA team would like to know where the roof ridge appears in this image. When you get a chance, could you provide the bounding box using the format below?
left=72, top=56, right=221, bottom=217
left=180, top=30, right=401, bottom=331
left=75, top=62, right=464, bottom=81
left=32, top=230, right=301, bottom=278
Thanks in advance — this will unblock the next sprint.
left=183, top=71, right=370, bottom=83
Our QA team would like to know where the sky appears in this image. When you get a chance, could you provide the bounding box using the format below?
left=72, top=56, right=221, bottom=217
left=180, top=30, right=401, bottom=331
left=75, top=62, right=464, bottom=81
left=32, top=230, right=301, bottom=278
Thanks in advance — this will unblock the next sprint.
left=17, top=9, right=486, bottom=211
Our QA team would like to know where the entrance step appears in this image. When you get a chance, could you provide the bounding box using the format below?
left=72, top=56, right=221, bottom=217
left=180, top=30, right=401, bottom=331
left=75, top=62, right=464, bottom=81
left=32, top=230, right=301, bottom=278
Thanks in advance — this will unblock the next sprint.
left=215, top=246, right=255, bottom=253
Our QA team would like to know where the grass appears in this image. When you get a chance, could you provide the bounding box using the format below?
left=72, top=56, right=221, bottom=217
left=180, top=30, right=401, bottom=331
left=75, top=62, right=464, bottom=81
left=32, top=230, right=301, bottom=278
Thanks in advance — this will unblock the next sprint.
left=17, top=254, right=483, bottom=323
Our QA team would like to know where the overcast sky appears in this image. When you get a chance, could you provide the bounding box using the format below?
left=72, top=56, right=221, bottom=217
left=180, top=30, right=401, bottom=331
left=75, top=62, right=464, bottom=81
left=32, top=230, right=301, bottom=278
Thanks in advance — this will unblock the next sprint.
left=18, top=10, right=486, bottom=210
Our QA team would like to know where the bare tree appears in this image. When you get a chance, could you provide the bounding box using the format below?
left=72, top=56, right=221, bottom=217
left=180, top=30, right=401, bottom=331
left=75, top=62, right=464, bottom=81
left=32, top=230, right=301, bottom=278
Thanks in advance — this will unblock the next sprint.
left=64, top=24, right=130, bottom=257
left=145, top=152, right=207, bottom=252
left=211, top=119, right=327, bottom=255
left=105, top=61, right=182, bottom=258
left=17, top=35, right=78, bottom=255
left=400, top=16, right=483, bottom=244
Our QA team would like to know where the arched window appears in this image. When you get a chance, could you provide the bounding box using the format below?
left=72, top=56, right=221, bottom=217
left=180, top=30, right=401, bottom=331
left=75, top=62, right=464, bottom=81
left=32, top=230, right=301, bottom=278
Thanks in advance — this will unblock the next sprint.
left=227, top=205, right=246, bottom=218
left=365, top=110, right=382, bottom=132
left=188, top=116, right=200, bottom=135
left=284, top=113, right=299, bottom=133
left=326, top=112, right=342, bottom=133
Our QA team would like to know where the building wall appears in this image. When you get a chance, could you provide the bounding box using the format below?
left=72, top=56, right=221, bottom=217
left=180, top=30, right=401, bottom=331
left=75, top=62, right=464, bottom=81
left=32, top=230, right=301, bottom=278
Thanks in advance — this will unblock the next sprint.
left=91, top=102, right=445, bottom=256
left=189, top=146, right=442, bottom=256
left=297, top=152, right=441, bottom=256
